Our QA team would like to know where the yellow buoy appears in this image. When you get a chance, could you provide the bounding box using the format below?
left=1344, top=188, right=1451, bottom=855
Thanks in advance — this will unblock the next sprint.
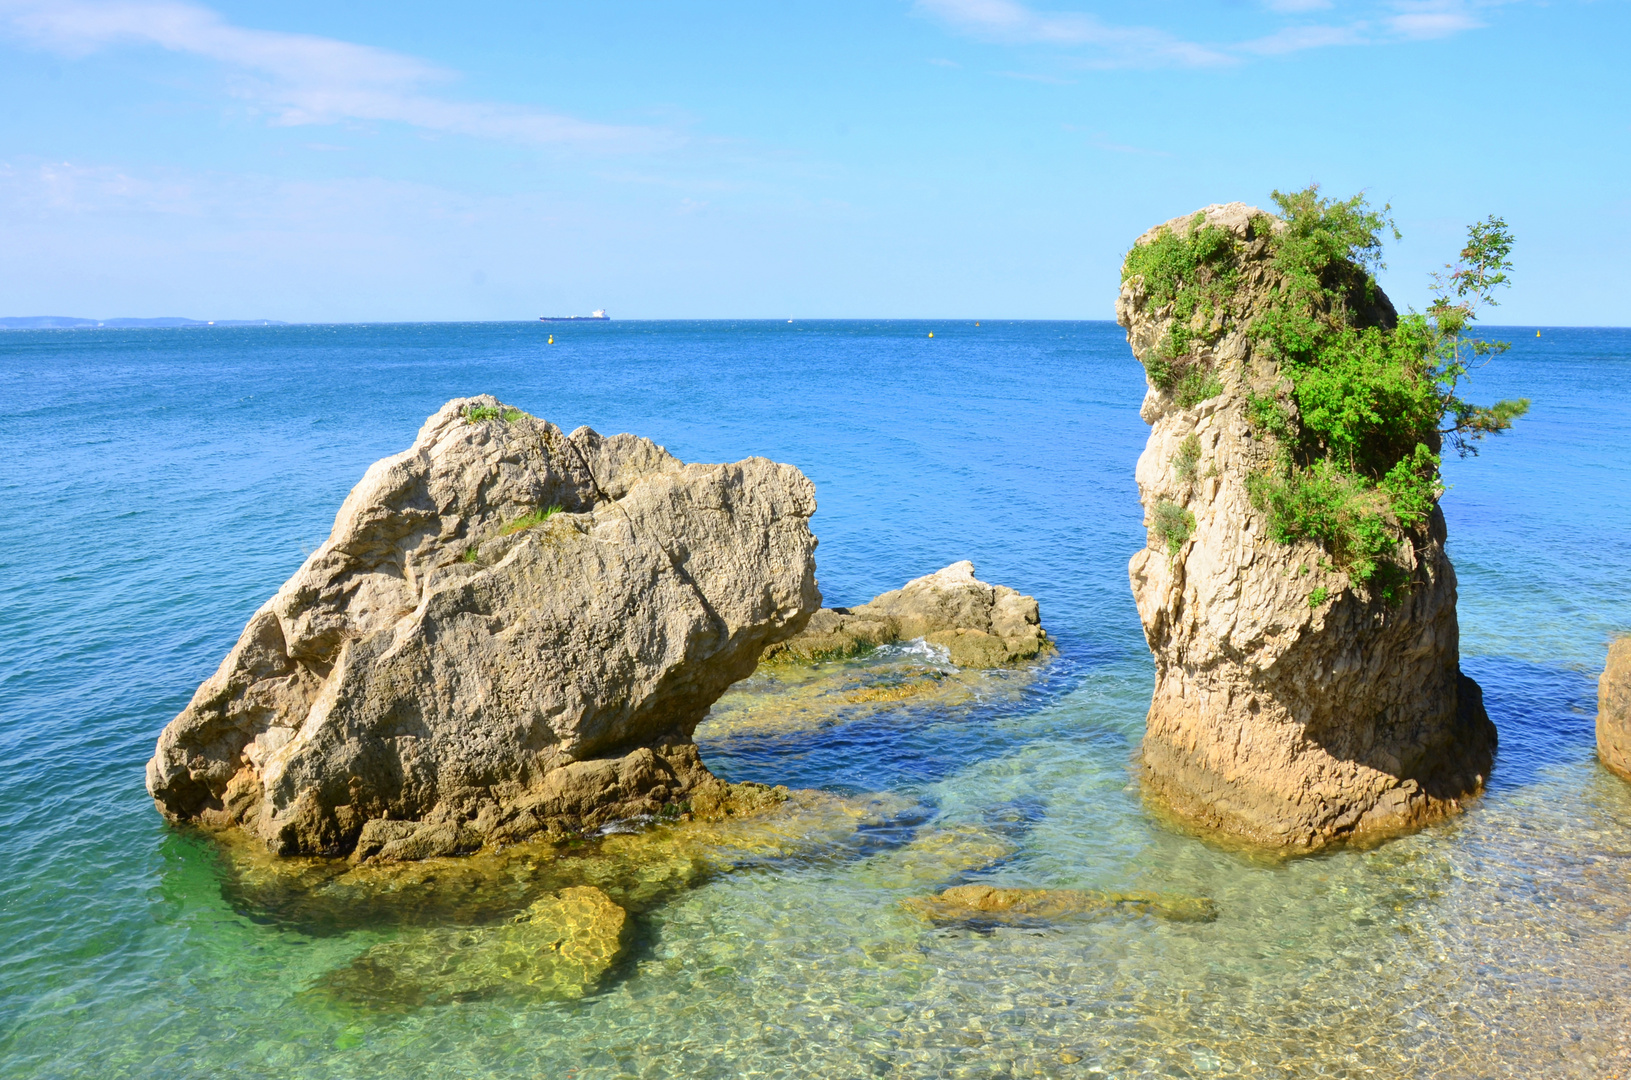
left=548, top=334, right=554, bottom=344
left=975, top=322, right=980, bottom=327
left=1536, top=330, right=1541, bottom=337
left=928, top=331, right=934, bottom=338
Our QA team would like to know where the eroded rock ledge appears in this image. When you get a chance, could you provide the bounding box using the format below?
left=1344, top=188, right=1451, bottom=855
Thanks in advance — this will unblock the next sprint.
left=146, top=396, right=820, bottom=859
left=1600, top=637, right=1631, bottom=781
left=760, top=561, right=1049, bottom=668
left=1120, top=203, right=1495, bottom=851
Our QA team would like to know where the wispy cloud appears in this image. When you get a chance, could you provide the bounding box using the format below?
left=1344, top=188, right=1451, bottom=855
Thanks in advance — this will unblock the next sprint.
left=913, top=0, right=1233, bottom=67
left=0, top=0, right=669, bottom=149
left=915, top=0, right=1499, bottom=68
left=1388, top=2, right=1486, bottom=39
left=1239, top=22, right=1367, bottom=56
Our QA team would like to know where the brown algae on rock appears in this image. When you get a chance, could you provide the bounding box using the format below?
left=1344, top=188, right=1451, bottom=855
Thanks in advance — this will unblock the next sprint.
left=699, top=644, right=1043, bottom=740
left=210, top=787, right=922, bottom=935
left=318, top=885, right=631, bottom=1005
left=848, top=825, right=1018, bottom=890
left=902, top=884, right=1220, bottom=927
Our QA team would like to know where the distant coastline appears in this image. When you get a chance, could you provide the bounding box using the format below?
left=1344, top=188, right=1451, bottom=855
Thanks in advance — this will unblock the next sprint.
left=0, top=316, right=288, bottom=330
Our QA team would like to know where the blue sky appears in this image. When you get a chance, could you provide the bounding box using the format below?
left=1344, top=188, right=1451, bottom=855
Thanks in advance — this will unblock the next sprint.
left=1, top=0, right=1626, bottom=323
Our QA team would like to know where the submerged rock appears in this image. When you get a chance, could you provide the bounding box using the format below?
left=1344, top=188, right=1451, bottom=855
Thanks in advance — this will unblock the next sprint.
left=146, top=396, right=819, bottom=858
left=213, top=787, right=916, bottom=934
left=1119, top=203, right=1495, bottom=851
left=902, top=884, right=1218, bottom=926
left=319, top=885, right=630, bottom=1004
left=761, top=561, right=1050, bottom=668
left=852, top=825, right=1018, bottom=890
left=1600, top=637, right=1631, bottom=781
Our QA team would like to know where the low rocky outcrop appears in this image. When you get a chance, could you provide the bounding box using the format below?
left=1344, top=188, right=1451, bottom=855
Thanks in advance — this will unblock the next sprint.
left=146, top=396, right=820, bottom=859
left=1600, top=637, right=1631, bottom=781
left=1120, top=203, right=1496, bottom=850
left=902, top=884, right=1218, bottom=926
left=760, top=561, right=1049, bottom=668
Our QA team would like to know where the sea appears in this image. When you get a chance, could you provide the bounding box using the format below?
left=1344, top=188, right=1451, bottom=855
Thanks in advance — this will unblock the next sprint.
left=1, top=320, right=1627, bottom=1079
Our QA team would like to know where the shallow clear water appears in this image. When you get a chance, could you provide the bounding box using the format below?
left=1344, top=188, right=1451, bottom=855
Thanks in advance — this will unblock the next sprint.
left=1, top=320, right=1628, bottom=1079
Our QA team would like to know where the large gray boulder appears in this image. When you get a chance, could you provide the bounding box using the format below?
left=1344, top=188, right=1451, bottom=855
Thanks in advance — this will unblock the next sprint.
left=146, top=396, right=820, bottom=859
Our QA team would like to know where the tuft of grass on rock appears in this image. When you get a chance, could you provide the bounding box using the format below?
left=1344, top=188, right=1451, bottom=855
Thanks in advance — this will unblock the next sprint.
left=500, top=504, right=565, bottom=537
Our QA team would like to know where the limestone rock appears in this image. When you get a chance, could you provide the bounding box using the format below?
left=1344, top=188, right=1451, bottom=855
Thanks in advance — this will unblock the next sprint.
left=146, top=396, right=820, bottom=858
left=320, top=885, right=630, bottom=1004
left=902, top=884, right=1218, bottom=926
left=762, top=561, right=1049, bottom=668
left=1119, top=204, right=1496, bottom=850
left=1600, top=637, right=1631, bottom=781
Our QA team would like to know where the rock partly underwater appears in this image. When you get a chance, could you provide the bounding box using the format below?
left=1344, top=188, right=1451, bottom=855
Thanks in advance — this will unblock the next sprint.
left=761, top=561, right=1050, bottom=668
left=1120, top=203, right=1495, bottom=851
left=146, top=395, right=820, bottom=859
left=1600, top=637, right=1631, bottom=781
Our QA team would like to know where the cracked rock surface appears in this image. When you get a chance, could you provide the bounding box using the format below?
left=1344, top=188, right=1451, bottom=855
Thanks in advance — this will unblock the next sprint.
left=146, top=395, right=819, bottom=858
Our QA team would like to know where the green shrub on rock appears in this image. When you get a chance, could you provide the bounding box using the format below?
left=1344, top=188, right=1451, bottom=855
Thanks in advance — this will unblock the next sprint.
left=1127, top=186, right=1527, bottom=602
left=1242, top=187, right=1528, bottom=601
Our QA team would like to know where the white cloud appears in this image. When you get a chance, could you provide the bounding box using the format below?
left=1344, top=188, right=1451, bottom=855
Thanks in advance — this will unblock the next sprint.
left=913, top=0, right=1233, bottom=67
left=0, top=0, right=669, bottom=149
left=1262, top=0, right=1334, bottom=11
left=1240, top=23, right=1367, bottom=55
left=1388, top=7, right=1485, bottom=39
left=916, top=0, right=1499, bottom=66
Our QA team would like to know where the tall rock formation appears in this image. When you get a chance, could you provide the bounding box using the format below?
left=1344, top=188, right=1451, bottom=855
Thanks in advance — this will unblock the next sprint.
left=147, top=396, right=820, bottom=859
left=1118, top=203, right=1496, bottom=850
left=1600, top=637, right=1631, bottom=781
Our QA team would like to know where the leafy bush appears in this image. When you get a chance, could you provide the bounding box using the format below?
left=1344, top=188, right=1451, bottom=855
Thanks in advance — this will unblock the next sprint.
left=1151, top=500, right=1195, bottom=556
left=1240, top=186, right=1528, bottom=602
left=463, top=403, right=524, bottom=424
left=1172, top=434, right=1202, bottom=484
left=1121, top=213, right=1239, bottom=407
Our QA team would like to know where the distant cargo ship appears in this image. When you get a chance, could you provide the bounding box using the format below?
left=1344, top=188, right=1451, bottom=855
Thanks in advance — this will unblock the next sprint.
left=539, top=309, right=608, bottom=322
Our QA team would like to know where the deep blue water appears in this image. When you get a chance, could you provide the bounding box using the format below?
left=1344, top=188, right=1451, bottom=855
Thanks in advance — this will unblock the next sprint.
left=1, top=320, right=1628, bottom=1079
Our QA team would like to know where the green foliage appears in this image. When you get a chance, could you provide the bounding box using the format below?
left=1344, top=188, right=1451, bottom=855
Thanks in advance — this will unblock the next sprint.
left=463, top=403, right=525, bottom=424
left=1150, top=500, right=1195, bottom=556
left=1241, top=185, right=1526, bottom=602
left=461, top=546, right=480, bottom=564
left=1121, top=213, right=1239, bottom=407
left=500, top=504, right=565, bottom=536
left=1172, top=434, right=1202, bottom=484
left=1308, top=586, right=1329, bottom=607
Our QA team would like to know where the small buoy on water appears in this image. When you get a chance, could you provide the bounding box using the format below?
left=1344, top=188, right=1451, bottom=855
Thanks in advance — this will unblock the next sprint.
left=928, top=331, right=934, bottom=338
left=548, top=334, right=554, bottom=344
left=1536, top=330, right=1541, bottom=337
left=975, top=322, right=980, bottom=327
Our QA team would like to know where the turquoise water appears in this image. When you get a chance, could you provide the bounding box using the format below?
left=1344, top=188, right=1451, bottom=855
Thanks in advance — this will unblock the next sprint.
left=1, top=320, right=1628, bottom=1079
